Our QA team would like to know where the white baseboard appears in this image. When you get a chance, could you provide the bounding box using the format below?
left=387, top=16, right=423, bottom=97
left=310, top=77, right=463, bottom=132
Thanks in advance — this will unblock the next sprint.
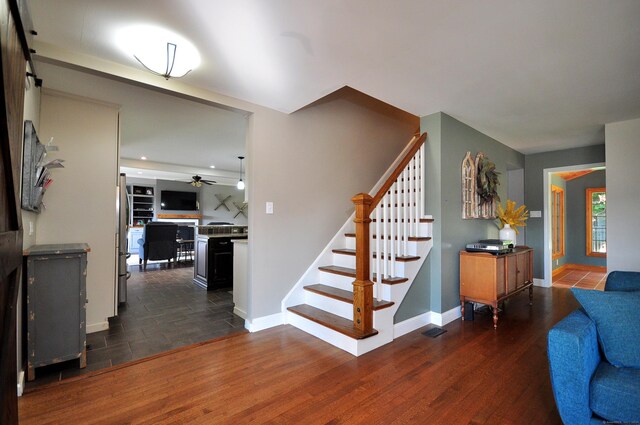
left=533, top=278, right=551, bottom=288
left=431, top=305, right=461, bottom=327
left=245, top=312, right=283, bottom=332
left=394, top=312, right=432, bottom=338
left=17, top=370, right=25, bottom=397
left=87, top=321, right=109, bottom=334
left=233, top=307, right=247, bottom=320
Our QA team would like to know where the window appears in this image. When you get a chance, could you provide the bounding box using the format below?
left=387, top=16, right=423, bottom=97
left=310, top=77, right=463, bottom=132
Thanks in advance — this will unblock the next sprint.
left=551, top=185, right=565, bottom=259
left=586, top=187, right=606, bottom=257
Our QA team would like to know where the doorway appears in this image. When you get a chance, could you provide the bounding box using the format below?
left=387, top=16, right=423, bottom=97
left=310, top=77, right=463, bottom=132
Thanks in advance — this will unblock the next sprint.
left=24, top=59, right=250, bottom=387
left=542, top=163, right=606, bottom=288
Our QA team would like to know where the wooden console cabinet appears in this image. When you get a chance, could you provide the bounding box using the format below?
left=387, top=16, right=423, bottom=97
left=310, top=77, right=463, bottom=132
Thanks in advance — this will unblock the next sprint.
left=459, top=247, right=534, bottom=329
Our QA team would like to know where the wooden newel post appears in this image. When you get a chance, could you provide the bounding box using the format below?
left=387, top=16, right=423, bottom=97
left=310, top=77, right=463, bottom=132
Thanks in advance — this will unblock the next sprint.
left=352, top=193, right=374, bottom=333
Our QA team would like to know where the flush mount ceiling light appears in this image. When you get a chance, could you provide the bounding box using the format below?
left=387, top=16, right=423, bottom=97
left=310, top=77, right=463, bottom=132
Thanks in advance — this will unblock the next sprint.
left=237, top=156, right=245, bottom=190
left=117, top=25, right=201, bottom=80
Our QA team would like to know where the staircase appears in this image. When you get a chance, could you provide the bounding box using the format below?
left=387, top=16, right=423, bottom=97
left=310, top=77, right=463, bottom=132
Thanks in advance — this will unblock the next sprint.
left=282, top=133, right=434, bottom=356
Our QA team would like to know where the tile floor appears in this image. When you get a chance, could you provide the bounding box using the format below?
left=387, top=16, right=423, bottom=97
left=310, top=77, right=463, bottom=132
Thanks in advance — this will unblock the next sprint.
left=552, top=267, right=606, bottom=290
left=26, top=261, right=246, bottom=389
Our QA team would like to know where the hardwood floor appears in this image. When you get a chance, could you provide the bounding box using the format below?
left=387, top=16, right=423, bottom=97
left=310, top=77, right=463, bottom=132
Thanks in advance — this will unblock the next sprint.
left=18, top=287, right=575, bottom=424
left=553, top=266, right=606, bottom=290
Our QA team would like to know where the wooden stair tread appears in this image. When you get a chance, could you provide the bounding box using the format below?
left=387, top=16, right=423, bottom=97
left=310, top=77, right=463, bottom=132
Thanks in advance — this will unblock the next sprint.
left=304, top=284, right=394, bottom=310
left=332, top=248, right=356, bottom=256
left=332, top=249, right=418, bottom=262
left=344, top=233, right=431, bottom=242
left=371, top=218, right=433, bottom=223
left=287, top=304, right=378, bottom=339
left=318, top=265, right=408, bottom=284
left=372, top=253, right=420, bottom=262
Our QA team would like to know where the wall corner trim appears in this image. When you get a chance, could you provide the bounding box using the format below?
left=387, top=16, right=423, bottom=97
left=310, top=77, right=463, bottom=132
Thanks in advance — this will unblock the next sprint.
left=431, top=305, right=461, bottom=327
left=17, top=370, right=25, bottom=397
left=87, top=321, right=109, bottom=334
left=533, top=278, right=551, bottom=288
left=394, top=312, right=432, bottom=338
left=245, top=312, right=284, bottom=332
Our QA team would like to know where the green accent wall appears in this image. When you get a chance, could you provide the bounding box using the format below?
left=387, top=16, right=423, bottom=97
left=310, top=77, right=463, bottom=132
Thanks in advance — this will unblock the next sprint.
left=565, top=170, right=606, bottom=267
left=395, top=112, right=524, bottom=320
left=524, top=145, right=605, bottom=278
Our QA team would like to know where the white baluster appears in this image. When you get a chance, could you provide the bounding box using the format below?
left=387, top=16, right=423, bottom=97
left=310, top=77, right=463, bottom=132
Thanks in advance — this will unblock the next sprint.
left=414, top=154, right=420, bottom=232
left=383, top=193, right=388, bottom=278
left=395, top=181, right=401, bottom=259
left=375, top=205, right=381, bottom=299
left=420, top=144, right=425, bottom=219
left=409, top=159, right=414, bottom=236
left=403, top=168, right=408, bottom=256
left=390, top=187, right=396, bottom=277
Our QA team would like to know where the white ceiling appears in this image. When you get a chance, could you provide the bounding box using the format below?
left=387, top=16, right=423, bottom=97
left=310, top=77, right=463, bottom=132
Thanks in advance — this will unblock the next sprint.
left=28, top=0, right=640, bottom=153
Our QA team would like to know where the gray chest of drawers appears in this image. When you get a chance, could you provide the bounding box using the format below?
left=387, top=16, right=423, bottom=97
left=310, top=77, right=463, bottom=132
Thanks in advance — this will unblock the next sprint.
left=24, top=243, right=90, bottom=381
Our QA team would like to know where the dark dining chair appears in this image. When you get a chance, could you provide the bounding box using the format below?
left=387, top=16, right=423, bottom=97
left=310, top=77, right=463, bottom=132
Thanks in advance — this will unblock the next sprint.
left=137, top=222, right=178, bottom=270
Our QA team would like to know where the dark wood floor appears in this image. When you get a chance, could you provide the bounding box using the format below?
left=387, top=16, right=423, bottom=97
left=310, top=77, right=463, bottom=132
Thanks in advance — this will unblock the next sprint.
left=18, top=286, right=576, bottom=424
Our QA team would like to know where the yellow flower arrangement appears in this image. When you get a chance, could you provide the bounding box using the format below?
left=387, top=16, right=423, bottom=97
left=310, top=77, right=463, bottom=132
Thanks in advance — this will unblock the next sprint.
left=496, top=200, right=529, bottom=234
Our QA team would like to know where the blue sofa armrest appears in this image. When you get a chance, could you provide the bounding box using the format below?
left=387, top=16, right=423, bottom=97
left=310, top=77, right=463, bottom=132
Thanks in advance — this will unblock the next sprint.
left=548, top=310, right=601, bottom=425
left=604, top=271, right=640, bottom=292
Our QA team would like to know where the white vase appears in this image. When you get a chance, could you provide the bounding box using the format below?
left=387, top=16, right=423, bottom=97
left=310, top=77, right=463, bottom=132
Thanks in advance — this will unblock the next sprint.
left=499, top=224, right=516, bottom=243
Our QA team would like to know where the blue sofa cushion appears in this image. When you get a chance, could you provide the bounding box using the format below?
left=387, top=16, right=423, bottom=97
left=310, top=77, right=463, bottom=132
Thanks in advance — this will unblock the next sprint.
left=605, top=271, right=640, bottom=292
left=571, top=288, right=640, bottom=368
left=590, top=362, right=640, bottom=422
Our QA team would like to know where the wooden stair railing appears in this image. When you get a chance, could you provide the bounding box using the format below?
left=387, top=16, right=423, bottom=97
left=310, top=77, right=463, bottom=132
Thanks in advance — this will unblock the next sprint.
left=351, top=132, right=428, bottom=333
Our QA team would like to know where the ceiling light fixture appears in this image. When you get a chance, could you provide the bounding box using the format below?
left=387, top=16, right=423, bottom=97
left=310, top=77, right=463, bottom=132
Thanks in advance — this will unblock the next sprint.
left=237, top=156, right=245, bottom=190
left=117, top=25, right=201, bottom=80
left=140, top=156, right=147, bottom=160
left=135, top=42, right=192, bottom=80
left=209, top=165, right=216, bottom=169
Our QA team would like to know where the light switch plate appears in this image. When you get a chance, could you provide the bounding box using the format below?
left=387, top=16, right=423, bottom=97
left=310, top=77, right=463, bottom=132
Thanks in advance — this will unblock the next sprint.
left=266, top=202, right=274, bottom=214
left=530, top=210, right=542, bottom=218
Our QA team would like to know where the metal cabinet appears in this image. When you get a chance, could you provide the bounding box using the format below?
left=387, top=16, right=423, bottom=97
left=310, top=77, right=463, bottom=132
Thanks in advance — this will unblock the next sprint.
left=24, top=243, right=90, bottom=381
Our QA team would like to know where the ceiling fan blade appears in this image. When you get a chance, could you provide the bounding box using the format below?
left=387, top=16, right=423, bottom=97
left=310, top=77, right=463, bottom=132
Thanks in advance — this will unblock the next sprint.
left=203, top=180, right=215, bottom=185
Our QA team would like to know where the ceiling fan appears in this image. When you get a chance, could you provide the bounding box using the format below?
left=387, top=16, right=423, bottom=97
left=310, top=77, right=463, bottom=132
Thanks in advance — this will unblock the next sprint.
left=186, top=175, right=216, bottom=187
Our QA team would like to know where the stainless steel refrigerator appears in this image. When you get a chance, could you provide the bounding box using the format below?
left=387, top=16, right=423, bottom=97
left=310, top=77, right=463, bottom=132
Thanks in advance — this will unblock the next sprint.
left=117, top=173, right=130, bottom=304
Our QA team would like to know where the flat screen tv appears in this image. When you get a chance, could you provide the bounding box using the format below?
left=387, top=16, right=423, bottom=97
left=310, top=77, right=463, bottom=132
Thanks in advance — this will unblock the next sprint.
left=160, top=190, right=198, bottom=211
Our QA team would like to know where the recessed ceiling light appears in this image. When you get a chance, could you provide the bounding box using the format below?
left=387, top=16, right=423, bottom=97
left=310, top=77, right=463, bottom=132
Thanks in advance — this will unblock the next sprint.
left=209, top=165, right=215, bottom=169
left=137, top=171, right=143, bottom=174
left=141, top=156, right=147, bottom=160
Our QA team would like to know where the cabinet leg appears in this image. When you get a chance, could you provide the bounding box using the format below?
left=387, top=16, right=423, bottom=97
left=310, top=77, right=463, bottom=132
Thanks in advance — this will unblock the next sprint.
left=27, top=363, right=35, bottom=381
left=529, top=286, right=533, bottom=306
left=492, top=305, right=498, bottom=329
left=460, top=301, right=465, bottom=321
left=80, top=347, right=87, bottom=369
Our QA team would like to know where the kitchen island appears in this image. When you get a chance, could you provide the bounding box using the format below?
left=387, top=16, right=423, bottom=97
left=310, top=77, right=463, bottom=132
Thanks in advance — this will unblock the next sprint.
left=193, top=225, right=247, bottom=290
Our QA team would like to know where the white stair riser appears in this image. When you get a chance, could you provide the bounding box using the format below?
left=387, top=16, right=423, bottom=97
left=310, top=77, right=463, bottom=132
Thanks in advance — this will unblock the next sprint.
left=332, top=253, right=355, bottom=269
left=318, top=272, right=355, bottom=291
left=285, top=311, right=358, bottom=356
left=345, top=239, right=421, bottom=256
left=371, top=221, right=431, bottom=237
left=305, top=291, right=353, bottom=320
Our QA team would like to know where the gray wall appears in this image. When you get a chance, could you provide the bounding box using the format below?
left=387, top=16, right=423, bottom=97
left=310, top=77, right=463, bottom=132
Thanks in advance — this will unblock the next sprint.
left=524, top=145, right=605, bottom=278
left=550, top=174, right=567, bottom=270
left=565, top=170, right=606, bottom=268
left=402, top=112, right=524, bottom=317
left=605, top=118, right=640, bottom=272
left=199, top=184, right=247, bottom=225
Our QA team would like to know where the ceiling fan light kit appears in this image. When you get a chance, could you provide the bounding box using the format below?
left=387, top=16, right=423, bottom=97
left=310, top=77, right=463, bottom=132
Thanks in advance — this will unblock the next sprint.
left=188, top=175, right=215, bottom=187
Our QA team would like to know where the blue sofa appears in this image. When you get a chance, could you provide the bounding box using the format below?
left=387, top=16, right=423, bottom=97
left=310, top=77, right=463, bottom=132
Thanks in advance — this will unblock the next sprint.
left=548, top=271, right=640, bottom=424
